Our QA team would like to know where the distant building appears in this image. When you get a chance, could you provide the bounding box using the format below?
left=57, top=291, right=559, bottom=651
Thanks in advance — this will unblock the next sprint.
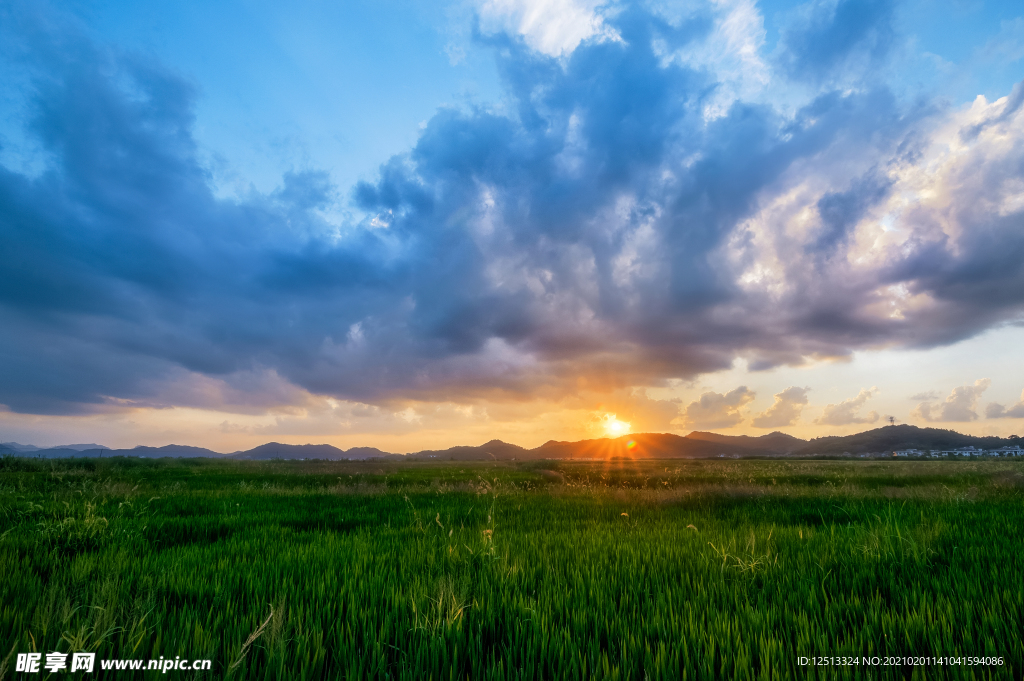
left=928, top=448, right=976, bottom=456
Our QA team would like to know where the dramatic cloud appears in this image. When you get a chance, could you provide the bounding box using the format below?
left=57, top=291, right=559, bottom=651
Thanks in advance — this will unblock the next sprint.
left=815, top=387, right=879, bottom=425
left=679, top=387, right=755, bottom=429
left=986, top=390, right=1024, bottom=419
left=2, top=2, right=1024, bottom=418
left=912, top=379, right=991, bottom=422
left=751, top=386, right=808, bottom=428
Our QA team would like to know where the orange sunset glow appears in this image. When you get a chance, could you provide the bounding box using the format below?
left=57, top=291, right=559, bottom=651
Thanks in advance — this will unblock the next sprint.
left=603, top=415, right=632, bottom=437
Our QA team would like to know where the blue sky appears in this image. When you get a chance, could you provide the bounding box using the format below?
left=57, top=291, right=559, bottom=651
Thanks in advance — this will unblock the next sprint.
left=1, top=0, right=1023, bottom=451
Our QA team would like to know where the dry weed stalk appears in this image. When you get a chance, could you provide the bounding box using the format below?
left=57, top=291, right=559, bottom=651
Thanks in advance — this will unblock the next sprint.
left=229, top=607, right=274, bottom=671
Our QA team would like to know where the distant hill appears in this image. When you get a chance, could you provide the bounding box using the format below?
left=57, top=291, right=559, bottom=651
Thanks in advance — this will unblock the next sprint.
left=232, top=442, right=392, bottom=460
left=124, top=445, right=222, bottom=458
left=16, top=444, right=221, bottom=458
left=3, top=425, right=1018, bottom=461
left=406, top=439, right=531, bottom=461
left=529, top=432, right=791, bottom=460
left=401, top=426, right=1018, bottom=461
left=0, top=442, right=39, bottom=453
left=793, top=425, right=1017, bottom=456
left=344, top=446, right=396, bottom=459
left=1, top=442, right=110, bottom=454
left=685, top=431, right=805, bottom=454
left=405, top=435, right=736, bottom=461
left=0, top=440, right=391, bottom=460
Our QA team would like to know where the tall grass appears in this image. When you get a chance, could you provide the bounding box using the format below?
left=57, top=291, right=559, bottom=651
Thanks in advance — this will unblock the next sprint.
left=0, top=457, right=1021, bottom=679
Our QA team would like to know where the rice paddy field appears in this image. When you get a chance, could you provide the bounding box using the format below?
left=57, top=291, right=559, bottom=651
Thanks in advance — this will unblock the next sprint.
left=1, top=456, right=1022, bottom=680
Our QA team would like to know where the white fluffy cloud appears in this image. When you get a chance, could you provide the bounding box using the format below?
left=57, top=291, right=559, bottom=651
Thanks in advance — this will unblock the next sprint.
left=912, top=379, right=991, bottom=422
left=476, top=0, right=620, bottom=56
left=751, top=386, right=808, bottom=428
left=815, top=387, right=879, bottom=426
left=986, top=389, right=1024, bottom=419
left=657, top=0, right=769, bottom=118
left=679, top=386, right=755, bottom=429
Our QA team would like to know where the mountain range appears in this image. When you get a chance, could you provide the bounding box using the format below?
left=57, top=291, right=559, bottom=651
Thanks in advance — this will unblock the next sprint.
left=2, top=425, right=1020, bottom=461
left=0, top=441, right=388, bottom=460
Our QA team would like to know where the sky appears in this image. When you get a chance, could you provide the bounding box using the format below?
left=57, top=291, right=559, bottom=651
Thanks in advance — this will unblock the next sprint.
left=1, top=0, right=1023, bottom=453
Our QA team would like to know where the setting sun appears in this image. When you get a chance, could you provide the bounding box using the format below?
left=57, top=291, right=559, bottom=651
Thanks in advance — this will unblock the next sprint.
left=602, top=414, right=631, bottom=437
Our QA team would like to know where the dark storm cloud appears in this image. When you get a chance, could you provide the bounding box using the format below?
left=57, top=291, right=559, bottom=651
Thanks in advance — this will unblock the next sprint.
left=813, top=172, right=890, bottom=255
left=2, top=2, right=1024, bottom=414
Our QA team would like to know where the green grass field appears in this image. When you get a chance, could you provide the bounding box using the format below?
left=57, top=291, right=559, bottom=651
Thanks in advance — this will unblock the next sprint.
left=1, top=456, right=1022, bottom=679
